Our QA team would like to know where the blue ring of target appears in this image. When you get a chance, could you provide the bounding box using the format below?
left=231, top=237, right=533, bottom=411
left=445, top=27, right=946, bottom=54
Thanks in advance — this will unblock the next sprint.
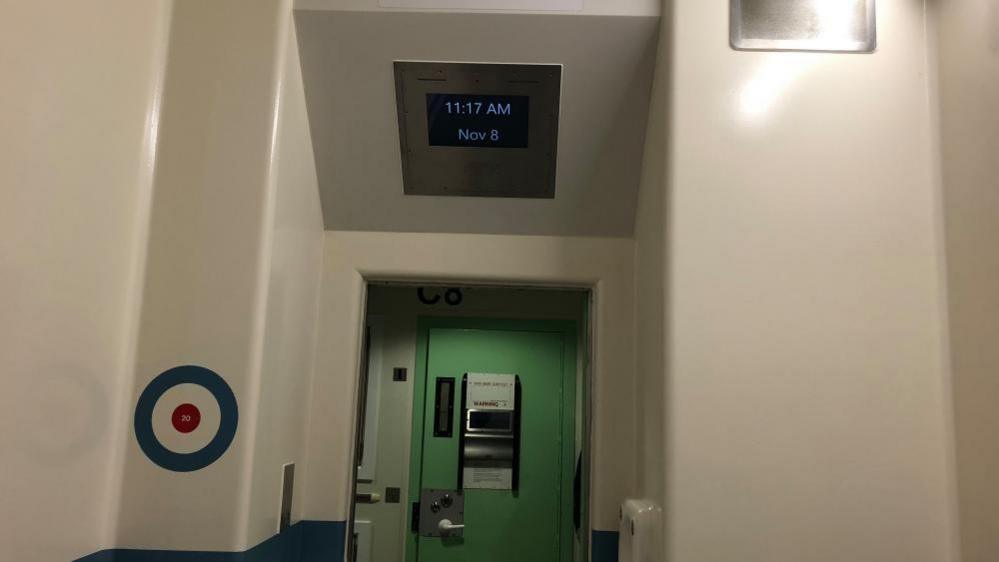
left=134, top=365, right=238, bottom=472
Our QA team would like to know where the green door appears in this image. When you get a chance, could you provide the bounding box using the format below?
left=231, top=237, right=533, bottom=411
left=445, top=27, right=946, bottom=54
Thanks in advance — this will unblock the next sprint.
left=407, top=318, right=576, bottom=562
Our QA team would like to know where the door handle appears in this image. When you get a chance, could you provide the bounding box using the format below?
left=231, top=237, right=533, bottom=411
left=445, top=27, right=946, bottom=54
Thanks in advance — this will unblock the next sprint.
left=438, top=519, right=465, bottom=534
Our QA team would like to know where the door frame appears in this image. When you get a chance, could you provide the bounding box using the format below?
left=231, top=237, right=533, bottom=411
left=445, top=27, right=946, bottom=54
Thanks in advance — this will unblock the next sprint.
left=345, top=281, right=594, bottom=562
left=406, top=317, right=580, bottom=562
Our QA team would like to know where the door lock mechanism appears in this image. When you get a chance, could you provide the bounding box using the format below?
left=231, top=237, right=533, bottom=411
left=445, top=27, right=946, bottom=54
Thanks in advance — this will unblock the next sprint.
left=419, top=489, right=464, bottom=537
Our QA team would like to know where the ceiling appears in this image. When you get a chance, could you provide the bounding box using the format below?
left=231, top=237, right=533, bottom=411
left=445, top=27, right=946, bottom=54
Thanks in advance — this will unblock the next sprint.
left=294, top=3, right=660, bottom=237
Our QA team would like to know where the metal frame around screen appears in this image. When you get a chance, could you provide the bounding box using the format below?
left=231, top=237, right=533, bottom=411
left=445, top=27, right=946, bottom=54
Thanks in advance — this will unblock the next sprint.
left=394, top=61, right=561, bottom=198
left=730, top=0, right=877, bottom=53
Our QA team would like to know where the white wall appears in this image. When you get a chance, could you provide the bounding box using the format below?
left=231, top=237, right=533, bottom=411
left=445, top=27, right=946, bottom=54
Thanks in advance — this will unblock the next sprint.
left=633, top=8, right=668, bottom=513
left=654, top=0, right=959, bottom=561
left=116, top=0, right=323, bottom=552
left=293, top=7, right=659, bottom=238
left=244, top=21, right=325, bottom=548
left=934, top=0, right=999, bottom=559
left=0, top=2, right=170, bottom=560
left=305, top=231, right=635, bottom=533
left=4, top=1, right=982, bottom=560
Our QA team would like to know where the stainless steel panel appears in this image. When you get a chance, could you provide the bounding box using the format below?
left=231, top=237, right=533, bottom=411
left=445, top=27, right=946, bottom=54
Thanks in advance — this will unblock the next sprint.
left=731, top=0, right=877, bottom=52
left=463, top=435, right=515, bottom=463
left=394, top=62, right=561, bottom=198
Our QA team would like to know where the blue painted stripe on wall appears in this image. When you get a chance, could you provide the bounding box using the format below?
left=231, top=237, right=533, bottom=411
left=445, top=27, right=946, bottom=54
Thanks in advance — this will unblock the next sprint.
left=299, top=520, right=346, bottom=562
left=592, top=530, right=619, bottom=562
left=74, top=552, right=115, bottom=562
left=73, top=520, right=346, bottom=562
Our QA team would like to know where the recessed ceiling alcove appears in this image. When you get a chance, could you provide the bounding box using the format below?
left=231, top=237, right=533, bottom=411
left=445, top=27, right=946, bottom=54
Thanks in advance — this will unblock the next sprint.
left=294, top=0, right=661, bottom=236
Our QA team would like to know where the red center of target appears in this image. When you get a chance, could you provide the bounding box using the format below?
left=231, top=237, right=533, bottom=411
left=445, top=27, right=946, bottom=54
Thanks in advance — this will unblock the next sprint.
left=171, top=403, right=201, bottom=433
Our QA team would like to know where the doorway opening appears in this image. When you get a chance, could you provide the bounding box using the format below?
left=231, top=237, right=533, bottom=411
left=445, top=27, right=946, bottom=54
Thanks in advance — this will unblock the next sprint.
left=347, top=283, right=593, bottom=562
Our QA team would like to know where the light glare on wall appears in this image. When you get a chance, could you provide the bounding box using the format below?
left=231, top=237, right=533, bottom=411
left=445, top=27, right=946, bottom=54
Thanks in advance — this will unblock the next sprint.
left=738, top=56, right=813, bottom=120
left=731, top=0, right=877, bottom=52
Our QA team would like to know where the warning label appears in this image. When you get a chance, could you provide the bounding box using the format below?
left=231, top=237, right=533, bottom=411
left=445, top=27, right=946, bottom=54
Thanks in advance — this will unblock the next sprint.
left=466, top=373, right=515, bottom=411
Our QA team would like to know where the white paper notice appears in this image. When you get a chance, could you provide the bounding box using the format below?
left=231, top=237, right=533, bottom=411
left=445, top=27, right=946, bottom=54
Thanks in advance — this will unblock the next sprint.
left=466, top=373, right=516, bottom=411
left=463, top=467, right=514, bottom=490
left=379, top=0, right=583, bottom=11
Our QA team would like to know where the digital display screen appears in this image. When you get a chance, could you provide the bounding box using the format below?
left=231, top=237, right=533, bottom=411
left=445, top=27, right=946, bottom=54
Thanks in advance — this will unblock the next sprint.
left=426, top=94, right=529, bottom=148
left=468, top=411, right=513, bottom=431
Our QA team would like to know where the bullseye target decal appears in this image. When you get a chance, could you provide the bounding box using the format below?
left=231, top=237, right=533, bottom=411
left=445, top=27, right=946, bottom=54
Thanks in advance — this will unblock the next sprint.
left=134, top=365, right=238, bottom=472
